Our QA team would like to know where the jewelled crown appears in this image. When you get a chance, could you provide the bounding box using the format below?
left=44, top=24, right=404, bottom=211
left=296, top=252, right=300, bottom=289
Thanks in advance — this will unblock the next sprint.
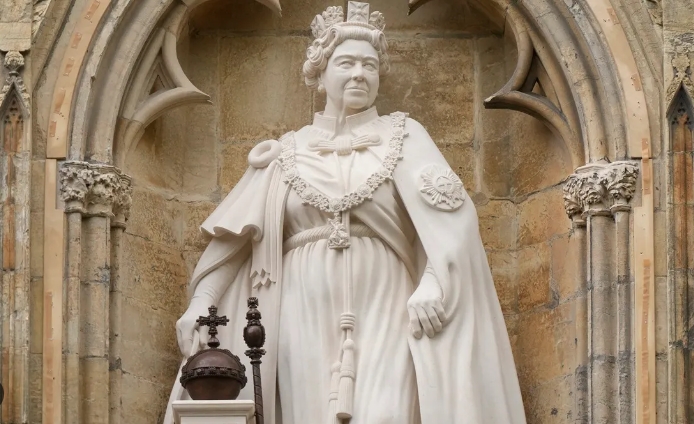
left=310, top=1, right=386, bottom=39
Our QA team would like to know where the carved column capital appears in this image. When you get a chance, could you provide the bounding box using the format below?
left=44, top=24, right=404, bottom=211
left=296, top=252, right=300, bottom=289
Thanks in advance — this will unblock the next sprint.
left=60, top=162, right=93, bottom=212
left=580, top=166, right=611, bottom=217
left=112, top=175, right=133, bottom=229
left=563, top=161, right=640, bottom=221
left=563, top=174, right=586, bottom=226
left=59, top=161, right=133, bottom=226
left=606, top=161, right=639, bottom=214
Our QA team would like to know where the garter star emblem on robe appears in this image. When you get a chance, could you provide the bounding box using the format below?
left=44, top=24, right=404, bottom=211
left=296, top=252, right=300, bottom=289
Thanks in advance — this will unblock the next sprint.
left=419, top=164, right=466, bottom=211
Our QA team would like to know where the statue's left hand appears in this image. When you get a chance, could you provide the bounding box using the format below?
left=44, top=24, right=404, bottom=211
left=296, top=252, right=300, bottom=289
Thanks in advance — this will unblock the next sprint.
left=407, top=272, right=446, bottom=339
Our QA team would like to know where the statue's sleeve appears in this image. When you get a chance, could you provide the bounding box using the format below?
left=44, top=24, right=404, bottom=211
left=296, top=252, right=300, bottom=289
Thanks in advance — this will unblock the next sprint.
left=191, top=141, right=287, bottom=294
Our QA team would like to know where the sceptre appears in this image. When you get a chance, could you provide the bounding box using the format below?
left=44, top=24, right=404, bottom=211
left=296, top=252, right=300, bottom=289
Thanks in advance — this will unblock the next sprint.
left=244, top=297, right=266, bottom=424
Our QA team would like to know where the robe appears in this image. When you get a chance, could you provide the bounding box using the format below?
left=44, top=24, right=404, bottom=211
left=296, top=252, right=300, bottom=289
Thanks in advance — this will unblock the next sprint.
left=164, top=108, right=527, bottom=424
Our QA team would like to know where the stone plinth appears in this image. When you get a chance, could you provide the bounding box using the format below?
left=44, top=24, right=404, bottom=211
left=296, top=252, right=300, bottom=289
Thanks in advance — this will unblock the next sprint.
left=172, top=400, right=256, bottom=424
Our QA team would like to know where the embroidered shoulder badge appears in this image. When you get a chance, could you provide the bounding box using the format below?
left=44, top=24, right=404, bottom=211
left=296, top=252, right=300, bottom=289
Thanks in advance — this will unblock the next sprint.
left=419, top=164, right=466, bottom=211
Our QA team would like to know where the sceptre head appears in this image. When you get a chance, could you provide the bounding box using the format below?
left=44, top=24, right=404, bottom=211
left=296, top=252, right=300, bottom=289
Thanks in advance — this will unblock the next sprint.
left=303, top=1, right=390, bottom=94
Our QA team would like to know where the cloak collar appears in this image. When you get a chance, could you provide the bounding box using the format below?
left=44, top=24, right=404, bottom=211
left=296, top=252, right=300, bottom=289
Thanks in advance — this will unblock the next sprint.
left=311, top=106, right=379, bottom=136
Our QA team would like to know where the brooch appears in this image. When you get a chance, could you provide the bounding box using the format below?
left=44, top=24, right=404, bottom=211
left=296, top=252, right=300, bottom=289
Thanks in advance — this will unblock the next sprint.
left=419, top=164, right=466, bottom=211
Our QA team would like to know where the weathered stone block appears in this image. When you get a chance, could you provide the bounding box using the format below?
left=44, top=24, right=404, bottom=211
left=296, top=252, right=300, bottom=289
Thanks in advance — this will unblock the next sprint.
left=655, top=276, right=668, bottom=355
left=182, top=201, right=218, bottom=251
left=488, top=250, right=518, bottom=314
left=480, top=136, right=511, bottom=197
left=120, top=297, right=182, bottom=387
left=126, top=104, right=191, bottom=192
left=510, top=115, right=573, bottom=197
left=550, top=232, right=581, bottom=301
left=28, top=352, right=42, bottom=423
left=476, top=36, right=515, bottom=145
left=655, top=357, right=668, bottom=424
left=0, top=22, right=31, bottom=51
left=30, top=160, right=45, bottom=212
left=219, top=142, right=255, bottom=195
left=121, top=234, right=188, bottom=313
left=0, top=0, right=31, bottom=22
left=29, top=276, right=43, bottom=353
left=188, top=0, right=498, bottom=33
left=517, top=186, right=571, bottom=247
left=126, top=188, right=181, bottom=247
left=30, top=211, right=44, bottom=277
left=182, top=250, right=205, bottom=281
left=517, top=243, right=552, bottom=312
left=121, top=372, right=170, bottom=424
left=180, top=34, right=219, bottom=197
left=438, top=142, right=476, bottom=193
left=590, top=286, right=618, bottom=356
left=81, top=356, right=110, bottom=424
left=80, top=282, right=110, bottom=357
left=654, top=210, right=666, bottom=277
left=366, top=0, right=499, bottom=32
left=514, top=303, right=574, bottom=387
left=219, top=36, right=313, bottom=143
left=523, top=374, right=574, bottom=424
left=477, top=199, right=516, bottom=250
left=504, top=312, right=520, bottom=355
left=376, top=38, right=475, bottom=146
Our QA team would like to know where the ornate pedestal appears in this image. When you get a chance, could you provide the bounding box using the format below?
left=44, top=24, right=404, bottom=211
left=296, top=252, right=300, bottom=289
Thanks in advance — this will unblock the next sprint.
left=172, top=400, right=256, bottom=424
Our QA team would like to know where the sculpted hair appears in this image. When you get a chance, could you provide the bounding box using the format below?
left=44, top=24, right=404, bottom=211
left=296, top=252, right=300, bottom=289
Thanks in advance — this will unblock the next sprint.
left=302, top=26, right=390, bottom=91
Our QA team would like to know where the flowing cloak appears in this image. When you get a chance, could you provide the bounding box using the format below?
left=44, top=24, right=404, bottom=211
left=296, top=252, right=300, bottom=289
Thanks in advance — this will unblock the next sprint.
left=164, top=116, right=526, bottom=424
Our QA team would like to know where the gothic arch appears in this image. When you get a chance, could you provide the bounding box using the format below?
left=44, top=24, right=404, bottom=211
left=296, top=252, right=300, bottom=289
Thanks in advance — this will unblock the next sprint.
left=37, top=0, right=659, bottom=422
left=43, top=0, right=652, bottom=167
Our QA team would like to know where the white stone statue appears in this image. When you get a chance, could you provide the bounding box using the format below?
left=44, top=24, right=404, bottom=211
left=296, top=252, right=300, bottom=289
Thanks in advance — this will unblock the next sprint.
left=165, top=3, right=527, bottom=423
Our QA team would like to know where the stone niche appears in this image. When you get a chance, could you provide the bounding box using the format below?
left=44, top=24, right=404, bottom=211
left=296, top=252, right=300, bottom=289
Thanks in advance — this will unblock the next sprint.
left=122, top=0, right=575, bottom=421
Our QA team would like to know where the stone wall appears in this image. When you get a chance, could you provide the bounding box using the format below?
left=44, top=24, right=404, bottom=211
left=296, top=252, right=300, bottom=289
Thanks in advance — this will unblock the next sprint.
left=117, top=0, right=579, bottom=421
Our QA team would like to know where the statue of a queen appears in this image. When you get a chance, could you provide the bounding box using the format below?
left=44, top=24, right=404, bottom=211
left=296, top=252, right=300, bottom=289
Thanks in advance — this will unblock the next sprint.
left=164, top=2, right=527, bottom=423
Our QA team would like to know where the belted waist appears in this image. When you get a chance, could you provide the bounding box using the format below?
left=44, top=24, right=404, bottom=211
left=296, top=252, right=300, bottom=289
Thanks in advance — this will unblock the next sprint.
left=283, top=223, right=379, bottom=254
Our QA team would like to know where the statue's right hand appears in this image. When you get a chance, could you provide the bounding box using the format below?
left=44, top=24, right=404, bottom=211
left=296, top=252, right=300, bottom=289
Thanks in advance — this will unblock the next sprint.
left=176, top=302, right=210, bottom=357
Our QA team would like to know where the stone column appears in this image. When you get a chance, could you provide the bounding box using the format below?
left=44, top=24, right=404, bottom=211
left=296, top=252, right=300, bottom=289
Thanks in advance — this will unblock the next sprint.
left=606, top=162, right=639, bottom=424
left=562, top=177, right=588, bottom=424
left=563, top=161, right=639, bottom=424
left=109, top=174, right=132, bottom=424
left=58, top=161, right=132, bottom=424
left=583, top=164, right=618, bottom=424
left=59, top=162, right=90, bottom=424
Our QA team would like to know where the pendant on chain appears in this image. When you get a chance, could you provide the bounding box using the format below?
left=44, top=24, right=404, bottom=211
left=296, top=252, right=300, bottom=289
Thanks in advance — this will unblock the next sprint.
left=327, top=213, right=351, bottom=249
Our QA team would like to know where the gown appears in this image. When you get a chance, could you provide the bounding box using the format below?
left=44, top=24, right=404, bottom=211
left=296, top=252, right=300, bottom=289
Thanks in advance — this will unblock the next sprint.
left=164, top=107, right=528, bottom=424
left=278, top=116, right=420, bottom=423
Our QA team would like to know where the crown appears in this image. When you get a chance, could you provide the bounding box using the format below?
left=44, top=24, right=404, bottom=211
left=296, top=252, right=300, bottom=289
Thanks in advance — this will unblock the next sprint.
left=310, top=2, right=386, bottom=39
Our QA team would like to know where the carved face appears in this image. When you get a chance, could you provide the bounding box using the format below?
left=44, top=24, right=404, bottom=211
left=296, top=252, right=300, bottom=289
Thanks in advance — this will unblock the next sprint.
left=321, top=39, right=380, bottom=112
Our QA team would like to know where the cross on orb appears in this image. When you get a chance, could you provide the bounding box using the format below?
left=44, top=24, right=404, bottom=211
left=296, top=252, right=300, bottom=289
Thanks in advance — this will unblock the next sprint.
left=197, top=305, right=229, bottom=348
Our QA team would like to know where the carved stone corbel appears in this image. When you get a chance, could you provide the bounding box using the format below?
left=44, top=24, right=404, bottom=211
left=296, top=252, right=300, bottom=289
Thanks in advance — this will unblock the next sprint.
left=666, top=36, right=694, bottom=103
left=0, top=51, right=30, bottom=115
left=59, top=161, right=133, bottom=226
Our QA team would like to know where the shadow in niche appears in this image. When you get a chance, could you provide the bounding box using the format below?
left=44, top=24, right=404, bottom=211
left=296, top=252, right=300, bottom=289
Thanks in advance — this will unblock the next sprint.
left=119, top=0, right=575, bottom=422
